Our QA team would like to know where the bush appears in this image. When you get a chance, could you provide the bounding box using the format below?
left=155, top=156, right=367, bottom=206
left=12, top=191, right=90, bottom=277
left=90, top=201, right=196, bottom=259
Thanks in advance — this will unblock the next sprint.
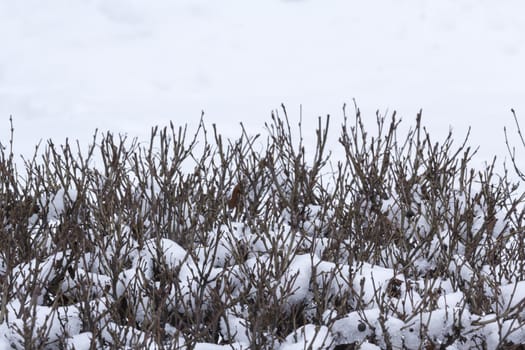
left=1, top=106, right=525, bottom=349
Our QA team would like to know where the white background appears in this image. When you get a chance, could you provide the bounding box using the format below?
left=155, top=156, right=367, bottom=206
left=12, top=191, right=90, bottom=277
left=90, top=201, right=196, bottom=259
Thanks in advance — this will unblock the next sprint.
left=1, top=0, right=524, bottom=170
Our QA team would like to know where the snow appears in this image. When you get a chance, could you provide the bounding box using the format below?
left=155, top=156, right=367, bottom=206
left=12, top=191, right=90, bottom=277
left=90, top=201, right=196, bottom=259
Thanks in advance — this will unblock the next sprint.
left=65, top=332, right=92, bottom=350
left=220, top=311, right=251, bottom=345
left=1, top=0, right=524, bottom=170
left=281, top=324, right=333, bottom=350
left=497, top=281, right=525, bottom=318
left=44, top=188, right=78, bottom=221
left=2, top=1, right=525, bottom=349
left=3, top=212, right=525, bottom=348
left=331, top=308, right=380, bottom=345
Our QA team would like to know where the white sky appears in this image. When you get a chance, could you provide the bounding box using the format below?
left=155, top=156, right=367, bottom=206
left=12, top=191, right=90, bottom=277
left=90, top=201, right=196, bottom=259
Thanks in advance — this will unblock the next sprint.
left=1, top=0, right=524, bottom=170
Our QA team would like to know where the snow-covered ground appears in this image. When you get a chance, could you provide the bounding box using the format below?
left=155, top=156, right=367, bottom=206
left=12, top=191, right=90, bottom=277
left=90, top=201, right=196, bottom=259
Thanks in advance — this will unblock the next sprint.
left=1, top=0, right=524, bottom=168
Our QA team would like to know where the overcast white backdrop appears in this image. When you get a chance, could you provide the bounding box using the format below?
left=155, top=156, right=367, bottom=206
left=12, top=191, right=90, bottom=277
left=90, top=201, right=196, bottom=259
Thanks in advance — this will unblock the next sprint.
left=1, top=0, right=524, bottom=170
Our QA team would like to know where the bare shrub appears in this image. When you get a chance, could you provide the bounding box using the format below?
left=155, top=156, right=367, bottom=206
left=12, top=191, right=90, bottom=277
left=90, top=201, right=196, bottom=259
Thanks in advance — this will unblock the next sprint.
left=1, top=107, right=525, bottom=349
